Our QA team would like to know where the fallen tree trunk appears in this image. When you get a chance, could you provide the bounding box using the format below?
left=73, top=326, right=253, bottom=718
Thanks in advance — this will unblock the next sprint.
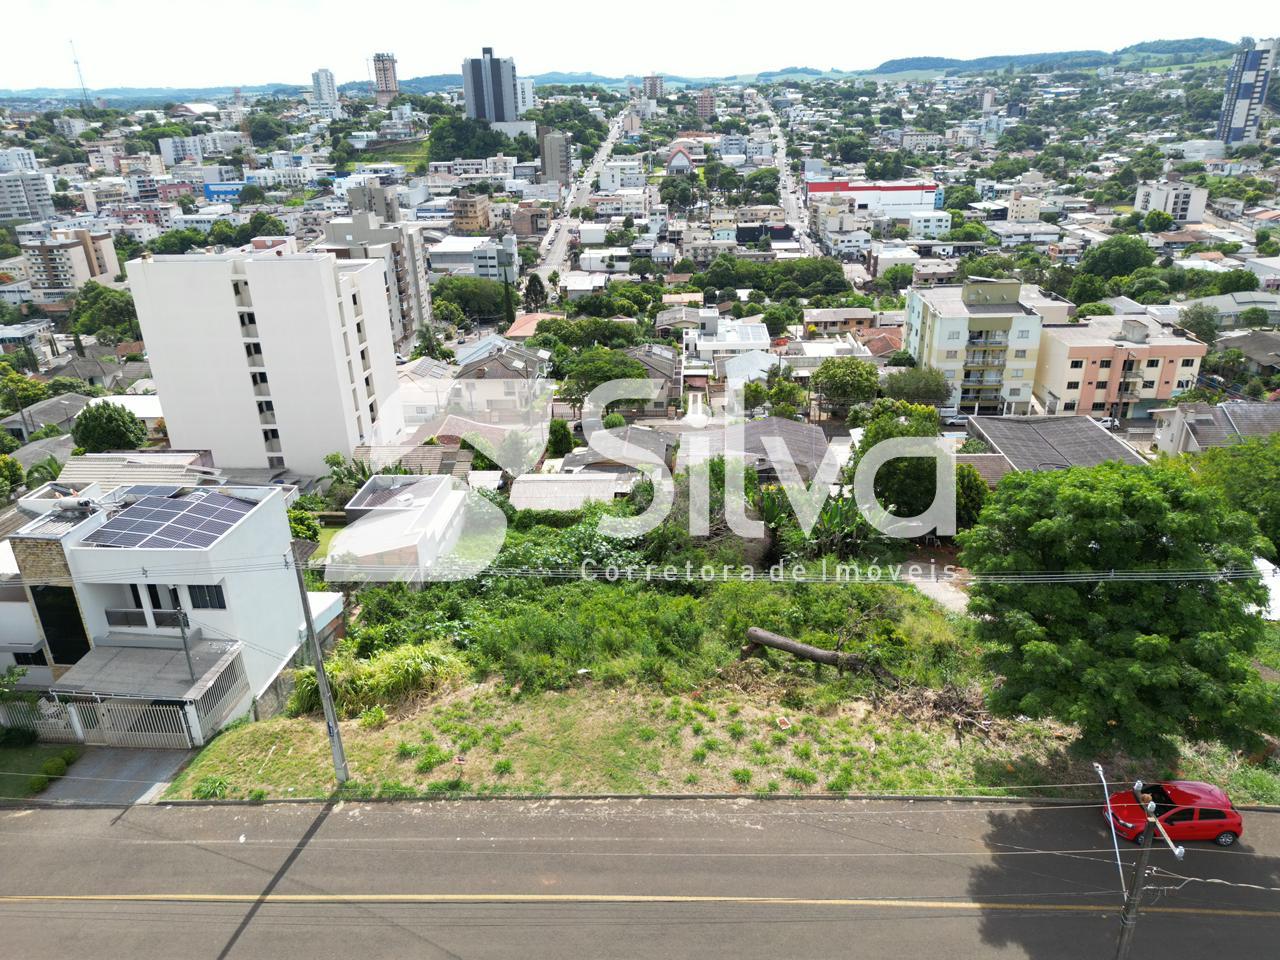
left=742, top=627, right=896, bottom=684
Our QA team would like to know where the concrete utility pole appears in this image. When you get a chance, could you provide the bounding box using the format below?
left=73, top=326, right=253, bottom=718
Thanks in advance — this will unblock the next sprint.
left=291, top=544, right=349, bottom=784
left=1114, top=780, right=1166, bottom=960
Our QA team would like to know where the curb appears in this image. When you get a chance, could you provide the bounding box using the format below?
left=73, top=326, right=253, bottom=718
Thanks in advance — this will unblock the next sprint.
left=7, top=793, right=1280, bottom=813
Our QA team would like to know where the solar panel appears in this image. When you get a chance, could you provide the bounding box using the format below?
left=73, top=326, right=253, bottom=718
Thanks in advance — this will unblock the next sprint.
left=82, top=490, right=257, bottom=549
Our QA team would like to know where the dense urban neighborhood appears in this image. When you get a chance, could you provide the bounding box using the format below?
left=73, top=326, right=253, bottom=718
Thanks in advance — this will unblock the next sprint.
left=2, top=10, right=1280, bottom=958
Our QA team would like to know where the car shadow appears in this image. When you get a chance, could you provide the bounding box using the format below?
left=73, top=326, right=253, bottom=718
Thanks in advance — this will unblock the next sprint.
left=967, top=804, right=1280, bottom=958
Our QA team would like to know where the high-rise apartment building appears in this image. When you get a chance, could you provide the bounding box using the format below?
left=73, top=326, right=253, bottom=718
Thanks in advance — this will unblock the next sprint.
left=696, top=88, right=715, bottom=121
left=642, top=75, right=664, bottom=99
left=1217, top=38, right=1278, bottom=145
left=538, top=129, right=572, bottom=186
left=515, top=77, right=537, bottom=116
left=462, top=47, right=519, bottom=123
left=311, top=67, right=341, bottom=117
left=372, top=53, right=399, bottom=107
left=21, top=229, right=120, bottom=302
left=0, top=170, right=54, bottom=221
left=312, top=186, right=434, bottom=351
left=129, top=237, right=403, bottom=475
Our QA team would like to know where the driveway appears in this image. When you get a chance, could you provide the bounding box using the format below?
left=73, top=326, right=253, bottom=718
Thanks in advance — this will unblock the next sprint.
left=42, top=747, right=192, bottom=805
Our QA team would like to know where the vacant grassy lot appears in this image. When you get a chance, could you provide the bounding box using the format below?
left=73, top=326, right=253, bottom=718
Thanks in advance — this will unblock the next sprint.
left=355, top=138, right=430, bottom=167
left=163, top=682, right=1280, bottom=804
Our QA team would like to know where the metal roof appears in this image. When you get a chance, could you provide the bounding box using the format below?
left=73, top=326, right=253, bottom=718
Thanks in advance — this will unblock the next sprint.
left=969, top=417, right=1146, bottom=472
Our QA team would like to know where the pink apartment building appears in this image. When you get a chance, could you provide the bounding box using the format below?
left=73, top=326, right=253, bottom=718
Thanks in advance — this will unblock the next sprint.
left=1033, top=315, right=1206, bottom=419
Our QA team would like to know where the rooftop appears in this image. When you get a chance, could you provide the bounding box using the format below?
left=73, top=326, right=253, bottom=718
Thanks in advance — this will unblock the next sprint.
left=50, top=638, right=242, bottom=701
left=968, top=416, right=1146, bottom=472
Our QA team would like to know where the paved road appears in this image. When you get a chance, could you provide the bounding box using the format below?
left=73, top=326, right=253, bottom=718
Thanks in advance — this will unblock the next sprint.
left=756, top=95, right=818, bottom=257
left=534, top=108, right=629, bottom=284
left=2, top=798, right=1277, bottom=958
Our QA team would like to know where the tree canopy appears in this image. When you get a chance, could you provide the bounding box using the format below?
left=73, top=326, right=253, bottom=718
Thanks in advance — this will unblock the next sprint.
left=958, top=462, right=1277, bottom=755
left=71, top=402, right=147, bottom=453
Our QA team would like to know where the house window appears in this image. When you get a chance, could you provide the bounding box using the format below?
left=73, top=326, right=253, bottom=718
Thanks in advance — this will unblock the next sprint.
left=188, top=584, right=226, bottom=610
left=1099, top=359, right=1112, bottom=368
left=1017, top=329, right=1030, bottom=339
left=1096, top=381, right=1109, bottom=390
left=1180, top=358, right=1195, bottom=367
left=1007, top=387, right=1021, bottom=396
left=1014, top=349, right=1027, bottom=359
left=1092, top=402, right=1107, bottom=411
left=1063, top=401, right=1077, bottom=411
left=1143, top=380, right=1155, bottom=389
left=1146, top=359, right=1160, bottom=368
left=1070, top=359, right=1084, bottom=369
left=1009, top=369, right=1024, bottom=378
left=947, top=330, right=961, bottom=340
left=1067, top=381, right=1080, bottom=390
left=945, top=350, right=958, bottom=359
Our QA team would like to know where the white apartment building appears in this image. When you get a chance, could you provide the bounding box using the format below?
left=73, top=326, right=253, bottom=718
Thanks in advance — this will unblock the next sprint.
left=0, top=147, right=38, bottom=173
left=314, top=208, right=434, bottom=350
left=803, top=179, right=939, bottom=219
left=599, top=158, right=644, bottom=192
left=0, top=170, right=54, bottom=221
left=312, top=67, right=339, bottom=109
left=590, top=188, right=648, bottom=217
left=427, top=234, right=518, bottom=282
left=908, top=210, right=952, bottom=239
left=1006, top=194, right=1042, bottom=223
left=905, top=279, right=1071, bottom=415
left=1133, top=181, right=1208, bottom=224
left=516, top=77, right=537, bottom=115
left=0, top=483, right=343, bottom=747
left=21, top=229, right=120, bottom=302
left=158, top=132, right=252, bottom=168
left=900, top=131, right=945, bottom=151
left=129, top=237, right=403, bottom=476
left=683, top=315, right=772, bottom=362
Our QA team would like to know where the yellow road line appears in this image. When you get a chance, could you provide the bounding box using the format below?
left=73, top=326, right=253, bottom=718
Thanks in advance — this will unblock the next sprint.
left=0, top=893, right=1276, bottom=919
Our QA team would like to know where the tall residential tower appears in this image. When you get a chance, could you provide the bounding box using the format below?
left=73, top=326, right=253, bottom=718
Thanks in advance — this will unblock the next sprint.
left=1217, top=38, right=1278, bottom=145
left=462, top=47, right=520, bottom=122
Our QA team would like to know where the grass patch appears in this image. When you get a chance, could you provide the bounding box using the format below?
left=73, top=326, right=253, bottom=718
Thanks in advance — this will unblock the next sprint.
left=0, top=744, right=81, bottom=800
left=161, top=682, right=1280, bottom=804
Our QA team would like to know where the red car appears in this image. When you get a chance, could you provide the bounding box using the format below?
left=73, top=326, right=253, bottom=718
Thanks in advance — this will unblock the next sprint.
left=1104, top=780, right=1243, bottom=847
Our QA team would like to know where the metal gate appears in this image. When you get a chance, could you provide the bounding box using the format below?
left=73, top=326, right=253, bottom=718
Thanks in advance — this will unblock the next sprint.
left=0, top=698, right=193, bottom=749
left=72, top=699, right=193, bottom=749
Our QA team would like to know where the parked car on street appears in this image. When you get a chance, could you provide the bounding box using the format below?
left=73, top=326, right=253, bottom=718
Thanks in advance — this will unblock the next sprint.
left=1104, top=780, right=1243, bottom=846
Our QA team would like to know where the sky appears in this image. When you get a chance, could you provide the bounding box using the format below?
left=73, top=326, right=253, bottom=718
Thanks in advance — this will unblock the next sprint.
left=3, top=0, right=1276, bottom=91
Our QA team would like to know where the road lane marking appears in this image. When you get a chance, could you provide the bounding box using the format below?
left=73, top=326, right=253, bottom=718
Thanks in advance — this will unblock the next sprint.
left=0, top=893, right=1277, bottom=919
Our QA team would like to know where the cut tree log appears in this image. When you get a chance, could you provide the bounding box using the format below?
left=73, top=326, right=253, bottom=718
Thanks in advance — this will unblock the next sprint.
left=742, top=627, right=896, bottom=685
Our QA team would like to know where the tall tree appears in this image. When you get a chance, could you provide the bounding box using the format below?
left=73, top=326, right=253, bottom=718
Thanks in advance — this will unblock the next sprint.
left=958, top=462, right=1277, bottom=755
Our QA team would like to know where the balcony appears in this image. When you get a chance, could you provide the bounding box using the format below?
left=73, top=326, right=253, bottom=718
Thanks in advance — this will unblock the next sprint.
left=259, top=411, right=277, bottom=426
left=264, top=439, right=282, bottom=454
left=253, top=382, right=271, bottom=398
left=103, top=608, right=196, bottom=637
left=240, top=322, right=259, bottom=338
left=967, top=334, right=1009, bottom=347
left=246, top=353, right=265, bottom=369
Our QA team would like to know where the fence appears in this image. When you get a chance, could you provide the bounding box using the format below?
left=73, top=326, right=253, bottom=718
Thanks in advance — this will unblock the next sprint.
left=0, top=697, right=194, bottom=749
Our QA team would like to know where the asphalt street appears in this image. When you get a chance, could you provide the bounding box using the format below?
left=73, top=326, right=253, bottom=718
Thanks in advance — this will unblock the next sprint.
left=1, top=798, right=1277, bottom=958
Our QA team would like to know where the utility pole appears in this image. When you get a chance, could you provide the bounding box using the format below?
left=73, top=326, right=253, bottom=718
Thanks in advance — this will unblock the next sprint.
left=1113, top=782, right=1156, bottom=960
left=291, top=544, right=349, bottom=784
left=175, top=607, right=196, bottom=681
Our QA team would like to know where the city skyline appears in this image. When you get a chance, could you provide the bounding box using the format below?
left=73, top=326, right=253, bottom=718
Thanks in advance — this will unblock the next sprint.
left=3, top=0, right=1275, bottom=91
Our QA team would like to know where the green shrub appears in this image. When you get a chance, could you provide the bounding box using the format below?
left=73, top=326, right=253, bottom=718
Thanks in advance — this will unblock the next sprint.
left=395, top=742, right=421, bottom=759
left=192, top=775, right=231, bottom=800
left=27, top=774, right=49, bottom=794
left=378, top=780, right=417, bottom=798
left=59, top=747, right=78, bottom=766
left=289, top=643, right=466, bottom=718
left=247, top=788, right=268, bottom=803
left=0, top=726, right=37, bottom=748
left=358, top=705, right=388, bottom=729
left=783, top=767, right=817, bottom=786
left=726, top=720, right=748, bottom=741
left=511, top=508, right=585, bottom=531
left=40, top=757, right=67, bottom=779
left=493, top=758, right=514, bottom=776
left=731, top=768, right=752, bottom=785
left=415, top=744, right=452, bottom=774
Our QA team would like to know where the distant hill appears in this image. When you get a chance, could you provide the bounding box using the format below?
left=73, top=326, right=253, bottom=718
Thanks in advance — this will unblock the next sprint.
left=1115, top=38, right=1235, bottom=57
left=872, top=37, right=1238, bottom=76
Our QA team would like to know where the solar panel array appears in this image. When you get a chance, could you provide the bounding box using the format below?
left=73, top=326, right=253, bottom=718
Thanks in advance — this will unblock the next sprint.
left=83, top=492, right=255, bottom=550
